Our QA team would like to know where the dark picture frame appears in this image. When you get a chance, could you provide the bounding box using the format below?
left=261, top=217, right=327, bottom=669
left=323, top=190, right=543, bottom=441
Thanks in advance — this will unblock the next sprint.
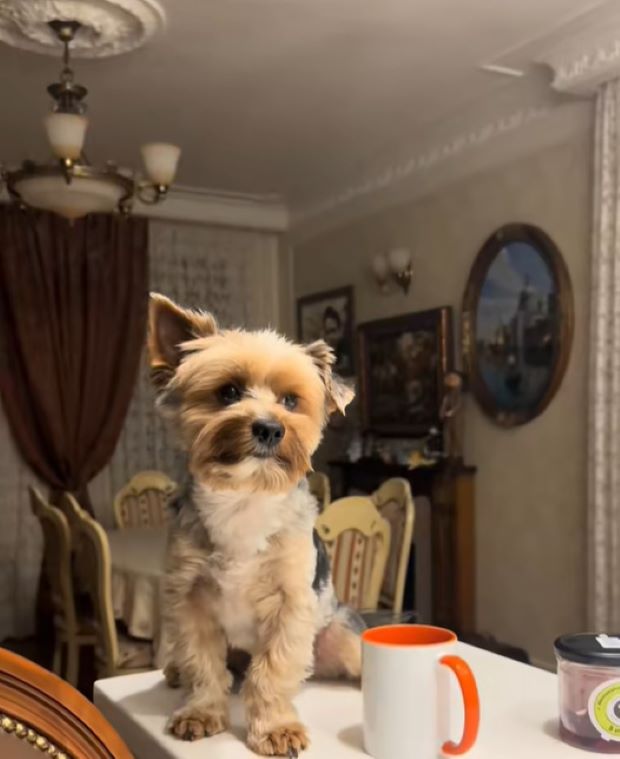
left=461, top=223, right=574, bottom=427
left=358, top=307, right=453, bottom=436
left=297, top=286, right=355, bottom=376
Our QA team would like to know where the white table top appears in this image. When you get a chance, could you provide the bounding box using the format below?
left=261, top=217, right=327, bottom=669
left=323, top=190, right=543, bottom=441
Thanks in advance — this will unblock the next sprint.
left=94, top=641, right=579, bottom=758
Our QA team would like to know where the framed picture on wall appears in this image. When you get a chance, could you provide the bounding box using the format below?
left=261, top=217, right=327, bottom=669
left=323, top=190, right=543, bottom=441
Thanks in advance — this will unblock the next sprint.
left=461, top=223, right=574, bottom=427
left=358, top=307, right=453, bottom=436
left=297, top=286, right=355, bottom=376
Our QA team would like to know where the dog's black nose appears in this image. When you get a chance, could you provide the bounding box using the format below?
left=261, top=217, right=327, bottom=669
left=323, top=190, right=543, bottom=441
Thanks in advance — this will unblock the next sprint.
left=252, top=419, right=285, bottom=447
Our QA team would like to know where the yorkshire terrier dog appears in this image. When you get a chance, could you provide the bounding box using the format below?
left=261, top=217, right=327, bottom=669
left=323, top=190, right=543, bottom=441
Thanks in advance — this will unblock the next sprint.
left=147, top=294, right=361, bottom=756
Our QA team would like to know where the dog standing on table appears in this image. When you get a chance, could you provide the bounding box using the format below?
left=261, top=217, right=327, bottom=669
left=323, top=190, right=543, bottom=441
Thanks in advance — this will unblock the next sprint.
left=147, top=294, right=361, bottom=756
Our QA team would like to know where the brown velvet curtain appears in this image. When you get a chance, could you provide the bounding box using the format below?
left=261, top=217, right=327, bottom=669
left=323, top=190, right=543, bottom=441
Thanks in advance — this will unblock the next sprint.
left=0, top=207, right=148, bottom=511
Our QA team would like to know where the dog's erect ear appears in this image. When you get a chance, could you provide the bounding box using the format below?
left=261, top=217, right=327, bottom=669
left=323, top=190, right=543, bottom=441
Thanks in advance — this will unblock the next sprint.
left=305, top=340, right=355, bottom=415
left=148, top=293, right=217, bottom=386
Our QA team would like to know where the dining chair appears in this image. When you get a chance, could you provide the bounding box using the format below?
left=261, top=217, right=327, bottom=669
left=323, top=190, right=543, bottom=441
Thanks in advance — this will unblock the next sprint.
left=74, top=506, right=154, bottom=678
left=28, top=488, right=97, bottom=687
left=0, top=647, right=132, bottom=758
left=113, top=470, right=177, bottom=528
left=315, top=496, right=391, bottom=611
left=307, top=471, right=331, bottom=512
left=371, top=478, right=415, bottom=613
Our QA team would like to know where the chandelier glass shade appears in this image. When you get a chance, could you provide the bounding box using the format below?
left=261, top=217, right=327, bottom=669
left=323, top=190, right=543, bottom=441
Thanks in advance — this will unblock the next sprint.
left=1, top=19, right=180, bottom=220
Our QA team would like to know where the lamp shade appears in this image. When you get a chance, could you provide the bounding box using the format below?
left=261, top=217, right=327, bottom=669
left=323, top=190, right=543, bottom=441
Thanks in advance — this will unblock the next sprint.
left=387, top=247, right=411, bottom=273
left=44, top=112, right=88, bottom=160
left=141, top=142, right=180, bottom=186
left=14, top=174, right=125, bottom=220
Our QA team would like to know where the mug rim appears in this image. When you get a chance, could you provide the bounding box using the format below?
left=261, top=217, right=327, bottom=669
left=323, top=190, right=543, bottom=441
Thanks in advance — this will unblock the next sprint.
left=362, top=623, right=457, bottom=648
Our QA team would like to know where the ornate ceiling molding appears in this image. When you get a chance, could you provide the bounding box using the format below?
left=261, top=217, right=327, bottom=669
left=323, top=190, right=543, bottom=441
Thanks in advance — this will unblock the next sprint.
left=544, top=37, right=620, bottom=95
left=296, top=104, right=551, bottom=224
left=0, top=0, right=166, bottom=58
left=291, top=97, right=591, bottom=241
left=530, top=1, right=620, bottom=94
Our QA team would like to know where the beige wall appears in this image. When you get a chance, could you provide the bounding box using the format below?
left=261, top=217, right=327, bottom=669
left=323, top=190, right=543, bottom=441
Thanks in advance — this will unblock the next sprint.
left=293, top=133, right=592, bottom=667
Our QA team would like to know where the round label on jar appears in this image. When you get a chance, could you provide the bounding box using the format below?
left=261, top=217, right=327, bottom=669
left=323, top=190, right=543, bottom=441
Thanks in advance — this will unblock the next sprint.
left=588, top=679, right=620, bottom=741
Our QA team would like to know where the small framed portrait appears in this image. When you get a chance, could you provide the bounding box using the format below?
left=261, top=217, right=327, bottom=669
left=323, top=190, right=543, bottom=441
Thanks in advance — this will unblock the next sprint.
left=461, top=223, right=574, bottom=427
left=358, top=307, right=453, bottom=437
left=297, top=286, right=355, bottom=376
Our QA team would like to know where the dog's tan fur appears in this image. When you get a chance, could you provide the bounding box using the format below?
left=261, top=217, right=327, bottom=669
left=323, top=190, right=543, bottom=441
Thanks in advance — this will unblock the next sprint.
left=148, top=294, right=360, bottom=756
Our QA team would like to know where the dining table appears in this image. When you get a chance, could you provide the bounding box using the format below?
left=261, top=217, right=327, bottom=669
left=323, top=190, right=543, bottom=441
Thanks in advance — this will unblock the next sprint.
left=107, top=526, right=169, bottom=666
left=94, top=640, right=575, bottom=759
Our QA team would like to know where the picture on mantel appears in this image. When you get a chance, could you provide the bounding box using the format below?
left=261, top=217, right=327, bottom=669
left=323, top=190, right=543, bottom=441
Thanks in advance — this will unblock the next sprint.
left=358, top=307, right=453, bottom=437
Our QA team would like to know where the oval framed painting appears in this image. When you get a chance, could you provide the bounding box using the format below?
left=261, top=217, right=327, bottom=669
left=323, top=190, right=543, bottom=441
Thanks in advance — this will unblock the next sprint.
left=461, top=223, right=574, bottom=427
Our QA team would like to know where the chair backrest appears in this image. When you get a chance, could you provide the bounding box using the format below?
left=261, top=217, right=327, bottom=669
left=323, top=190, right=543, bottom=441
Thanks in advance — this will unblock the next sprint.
left=307, top=471, right=331, bottom=512
left=28, top=487, right=77, bottom=634
left=0, top=647, right=132, bottom=758
left=57, top=492, right=91, bottom=594
left=113, top=470, right=177, bottom=528
left=74, top=507, right=119, bottom=676
left=371, top=478, right=415, bottom=613
left=315, top=496, right=391, bottom=611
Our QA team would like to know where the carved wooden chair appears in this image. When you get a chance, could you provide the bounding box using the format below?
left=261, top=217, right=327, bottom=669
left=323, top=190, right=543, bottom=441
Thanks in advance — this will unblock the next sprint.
left=315, top=496, right=391, bottom=611
left=0, top=647, right=132, bottom=758
left=371, top=478, right=415, bottom=613
left=113, top=470, right=176, bottom=528
left=74, top=506, right=153, bottom=678
left=307, top=471, right=331, bottom=512
left=28, top=488, right=96, bottom=687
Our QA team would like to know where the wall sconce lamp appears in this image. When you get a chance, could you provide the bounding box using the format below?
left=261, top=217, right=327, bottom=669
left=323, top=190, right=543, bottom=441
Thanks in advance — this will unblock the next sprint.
left=371, top=247, right=413, bottom=294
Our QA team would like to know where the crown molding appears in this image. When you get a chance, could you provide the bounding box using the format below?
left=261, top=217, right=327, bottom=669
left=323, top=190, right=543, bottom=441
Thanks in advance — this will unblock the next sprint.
left=490, top=0, right=620, bottom=95
left=290, top=97, right=592, bottom=243
left=537, top=1, right=620, bottom=95
left=133, top=185, right=289, bottom=231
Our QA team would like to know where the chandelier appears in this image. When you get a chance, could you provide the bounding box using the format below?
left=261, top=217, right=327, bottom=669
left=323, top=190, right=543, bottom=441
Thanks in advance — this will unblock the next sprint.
left=0, top=19, right=181, bottom=220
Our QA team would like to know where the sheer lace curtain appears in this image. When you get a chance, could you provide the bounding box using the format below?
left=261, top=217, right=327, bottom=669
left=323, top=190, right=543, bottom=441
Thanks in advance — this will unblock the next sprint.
left=90, top=220, right=280, bottom=526
left=0, top=218, right=280, bottom=641
left=588, top=78, right=620, bottom=630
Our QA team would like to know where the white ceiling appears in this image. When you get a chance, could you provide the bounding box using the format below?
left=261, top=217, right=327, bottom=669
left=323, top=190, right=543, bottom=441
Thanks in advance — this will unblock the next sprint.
left=0, top=0, right=609, bottom=214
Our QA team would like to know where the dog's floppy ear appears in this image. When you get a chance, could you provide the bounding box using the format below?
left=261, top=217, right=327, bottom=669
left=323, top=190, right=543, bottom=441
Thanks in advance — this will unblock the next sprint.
left=148, top=293, right=217, bottom=387
left=305, top=340, right=355, bottom=415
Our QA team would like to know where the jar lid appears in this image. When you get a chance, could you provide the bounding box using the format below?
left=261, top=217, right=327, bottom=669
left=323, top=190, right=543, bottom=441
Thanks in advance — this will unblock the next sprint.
left=555, top=634, right=620, bottom=665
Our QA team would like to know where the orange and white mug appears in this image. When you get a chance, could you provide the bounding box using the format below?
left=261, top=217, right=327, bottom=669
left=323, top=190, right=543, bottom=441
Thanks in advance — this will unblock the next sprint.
left=362, top=624, right=480, bottom=759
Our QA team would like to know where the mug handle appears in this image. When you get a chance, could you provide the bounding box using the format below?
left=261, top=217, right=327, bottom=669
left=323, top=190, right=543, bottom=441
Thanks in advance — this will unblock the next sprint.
left=439, top=655, right=480, bottom=755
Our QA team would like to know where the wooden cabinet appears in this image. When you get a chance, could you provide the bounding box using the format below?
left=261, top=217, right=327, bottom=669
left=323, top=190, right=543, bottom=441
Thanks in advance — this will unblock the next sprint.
left=328, top=458, right=476, bottom=635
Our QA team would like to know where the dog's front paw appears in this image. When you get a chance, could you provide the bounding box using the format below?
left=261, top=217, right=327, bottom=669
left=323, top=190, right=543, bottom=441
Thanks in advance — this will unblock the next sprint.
left=168, top=708, right=228, bottom=741
left=248, top=722, right=310, bottom=756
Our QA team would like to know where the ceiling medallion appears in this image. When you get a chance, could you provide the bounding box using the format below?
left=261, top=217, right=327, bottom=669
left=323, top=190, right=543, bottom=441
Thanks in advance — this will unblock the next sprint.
left=0, top=18, right=180, bottom=219
left=0, top=0, right=166, bottom=58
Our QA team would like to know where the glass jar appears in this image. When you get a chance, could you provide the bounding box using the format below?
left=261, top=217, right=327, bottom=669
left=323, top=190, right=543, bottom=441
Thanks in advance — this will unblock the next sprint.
left=555, top=634, right=620, bottom=753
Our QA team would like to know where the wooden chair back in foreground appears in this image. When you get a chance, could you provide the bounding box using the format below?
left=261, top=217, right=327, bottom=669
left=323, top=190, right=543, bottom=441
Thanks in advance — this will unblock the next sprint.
left=28, top=488, right=96, bottom=686
left=74, top=507, right=153, bottom=678
left=371, top=478, right=415, bottom=613
left=0, top=647, right=132, bottom=758
left=315, top=496, right=391, bottom=611
left=113, top=470, right=177, bottom=528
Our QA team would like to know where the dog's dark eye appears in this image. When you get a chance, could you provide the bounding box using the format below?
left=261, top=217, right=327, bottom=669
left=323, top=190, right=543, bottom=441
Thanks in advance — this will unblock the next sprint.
left=282, top=393, right=298, bottom=411
left=219, top=384, right=242, bottom=405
